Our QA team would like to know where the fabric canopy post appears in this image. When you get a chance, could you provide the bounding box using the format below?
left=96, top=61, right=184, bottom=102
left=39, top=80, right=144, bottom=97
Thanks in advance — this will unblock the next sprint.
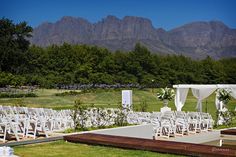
left=175, top=88, right=189, bottom=111
left=215, top=91, right=220, bottom=110
left=191, top=88, right=217, bottom=112
left=230, top=88, right=236, bottom=99
left=174, top=84, right=236, bottom=112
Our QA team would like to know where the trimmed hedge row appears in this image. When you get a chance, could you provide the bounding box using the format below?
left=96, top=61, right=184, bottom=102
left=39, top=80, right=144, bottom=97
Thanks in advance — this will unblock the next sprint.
left=0, top=93, right=37, bottom=98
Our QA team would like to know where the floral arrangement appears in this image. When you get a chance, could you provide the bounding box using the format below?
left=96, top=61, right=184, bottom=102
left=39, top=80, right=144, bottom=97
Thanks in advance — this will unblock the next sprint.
left=217, top=89, right=231, bottom=104
left=157, top=87, right=175, bottom=101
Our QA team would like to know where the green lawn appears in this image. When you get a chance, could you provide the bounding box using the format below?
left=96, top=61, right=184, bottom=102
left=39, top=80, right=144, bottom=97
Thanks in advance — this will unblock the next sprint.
left=4, top=88, right=235, bottom=157
left=14, top=140, right=184, bottom=157
left=0, top=88, right=235, bottom=120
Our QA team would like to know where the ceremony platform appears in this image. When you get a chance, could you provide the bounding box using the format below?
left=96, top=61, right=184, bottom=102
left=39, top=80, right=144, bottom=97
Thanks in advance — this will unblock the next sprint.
left=64, top=133, right=236, bottom=157
left=221, top=129, right=236, bottom=136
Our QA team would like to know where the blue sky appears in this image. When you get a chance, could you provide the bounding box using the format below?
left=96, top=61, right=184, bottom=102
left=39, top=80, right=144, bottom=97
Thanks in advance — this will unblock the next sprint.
left=1, top=0, right=236, bottom=30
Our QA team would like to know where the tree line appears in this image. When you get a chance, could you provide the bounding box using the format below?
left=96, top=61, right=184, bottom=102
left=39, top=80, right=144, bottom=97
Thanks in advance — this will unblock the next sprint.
left=1, top=18, right=236, bottom=88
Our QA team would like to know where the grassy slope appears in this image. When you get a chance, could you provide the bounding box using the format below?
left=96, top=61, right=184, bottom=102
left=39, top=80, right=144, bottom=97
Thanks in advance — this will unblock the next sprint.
left=14, top=140, right=184, bottom=157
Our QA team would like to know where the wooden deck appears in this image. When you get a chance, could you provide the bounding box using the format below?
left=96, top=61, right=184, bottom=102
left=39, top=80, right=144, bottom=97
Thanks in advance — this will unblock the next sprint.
left=64, top=133, right=236, bottom=157
left=221, top=129, right=236, bottom=136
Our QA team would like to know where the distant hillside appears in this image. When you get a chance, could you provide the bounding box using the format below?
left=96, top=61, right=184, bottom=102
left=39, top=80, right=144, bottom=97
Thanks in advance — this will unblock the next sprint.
left=31, top=15, right=236, bottom=59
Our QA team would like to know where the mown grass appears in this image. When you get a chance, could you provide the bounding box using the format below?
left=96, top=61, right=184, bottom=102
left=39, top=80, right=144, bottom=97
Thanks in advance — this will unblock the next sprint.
left=0, top=88, right=235, bottom=120
left=14, top=140, right=184, bottom=157
left=5, top=88, right=235, bottom=157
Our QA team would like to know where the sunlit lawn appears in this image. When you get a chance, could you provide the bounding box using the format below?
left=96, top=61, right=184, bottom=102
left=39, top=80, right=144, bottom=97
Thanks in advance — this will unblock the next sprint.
left=3, top=88, right=235, bottom=157
left=0, top=88, right=235, bottom=120
left=14, top=140, right=184, bottom=157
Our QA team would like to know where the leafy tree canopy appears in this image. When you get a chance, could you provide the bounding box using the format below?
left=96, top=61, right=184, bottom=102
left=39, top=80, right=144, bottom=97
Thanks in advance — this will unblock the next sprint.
left=0, top=18, right=32, bottom=73
left=1, top=19, right=236, bottom=88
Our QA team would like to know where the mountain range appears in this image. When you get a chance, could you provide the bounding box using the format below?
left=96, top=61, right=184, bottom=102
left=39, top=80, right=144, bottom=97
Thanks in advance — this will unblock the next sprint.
left=31, top=15, right=236, bottom=59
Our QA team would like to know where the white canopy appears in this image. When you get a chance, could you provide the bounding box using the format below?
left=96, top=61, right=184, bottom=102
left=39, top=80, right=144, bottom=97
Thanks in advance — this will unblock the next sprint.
left=173, top=84, right=236, bottom=111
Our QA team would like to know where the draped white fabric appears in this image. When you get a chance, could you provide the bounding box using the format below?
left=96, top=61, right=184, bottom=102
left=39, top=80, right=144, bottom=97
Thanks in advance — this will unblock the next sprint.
left=175, top=88, right=189, bottom=111
left=230, top=88, right=236, bottom=99
left=215, top=92, right=220, bottom=110
left=191, top=88, right=217, bottom=112
left=215, top=92, right=224, bottom=110
left=174, top=84, right=236, bottom=112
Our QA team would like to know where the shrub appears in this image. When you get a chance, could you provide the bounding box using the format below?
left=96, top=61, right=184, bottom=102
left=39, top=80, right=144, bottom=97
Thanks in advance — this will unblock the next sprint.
left=114, top=105, right=128, bottom=126
left=95, top=107, right=107, bottom=128
left=114, top=110, right=128, bottom=126
left=0, top=92, right=37, bottom=98
left=71, top=99, right=88, bottom=131
left=25, top=93, right=37, bottom=97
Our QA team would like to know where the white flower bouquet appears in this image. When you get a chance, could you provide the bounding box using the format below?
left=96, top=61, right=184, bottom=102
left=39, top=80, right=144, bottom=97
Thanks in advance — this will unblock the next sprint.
left=157, top=87, right=175, bottom=101
left=217, top=89, right=231, bottom=105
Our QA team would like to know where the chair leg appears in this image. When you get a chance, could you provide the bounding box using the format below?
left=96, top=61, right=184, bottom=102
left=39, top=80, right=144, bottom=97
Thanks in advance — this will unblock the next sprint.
left=25, top=120, right=31, bottom=138
left=3, top=126, right=7, bottom=143
left=33, top=122, right=37, bottom=139
left=12, top=125, right=20, bottom=141
left=1, top=125, right=7, bottom=143
left=167, top=127, right=170, bottom=139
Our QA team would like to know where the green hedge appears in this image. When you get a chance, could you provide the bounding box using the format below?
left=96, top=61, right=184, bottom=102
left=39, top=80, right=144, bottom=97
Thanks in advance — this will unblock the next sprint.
left=0, top=92, right=37, bottom=98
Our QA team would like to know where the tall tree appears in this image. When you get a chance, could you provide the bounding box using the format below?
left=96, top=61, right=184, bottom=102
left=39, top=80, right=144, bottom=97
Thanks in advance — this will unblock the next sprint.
left=0, top=18, right=32, bottom=73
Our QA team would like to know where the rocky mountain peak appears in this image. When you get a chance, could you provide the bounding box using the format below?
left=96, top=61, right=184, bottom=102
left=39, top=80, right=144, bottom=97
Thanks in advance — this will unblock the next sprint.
left=209, top=20, right=229, bottom=28
left=122, top=16, right=154, bottom=29
left=31, top=16, right=236, bottom=59
left=60, top=16, right=77, bottom=22
left=103, top=15, right=120, bottom=22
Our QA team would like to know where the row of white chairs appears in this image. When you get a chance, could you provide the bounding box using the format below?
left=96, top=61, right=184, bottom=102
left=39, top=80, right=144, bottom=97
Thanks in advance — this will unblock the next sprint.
left=0, top=106, right=125, bottom=143
left=1, top=105, right=215, bottom=142
left=0, top=106, right=73, bottom=143
left=127, top=111, right=214, bottom=139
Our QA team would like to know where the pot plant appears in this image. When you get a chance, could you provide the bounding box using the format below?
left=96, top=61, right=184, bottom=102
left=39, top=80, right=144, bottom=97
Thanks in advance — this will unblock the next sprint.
left=217, top=89, right=231, bottom=108
left=157, top=87, right=175, bottom=107
left=216, top=89, right=231, bottom=125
